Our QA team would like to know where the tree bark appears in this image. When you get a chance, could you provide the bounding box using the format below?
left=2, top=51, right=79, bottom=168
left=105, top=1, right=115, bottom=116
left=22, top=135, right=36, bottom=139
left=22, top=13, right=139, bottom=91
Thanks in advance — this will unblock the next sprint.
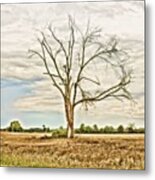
left=65, top=101, right=74, bottom=138
left=67, top=120, right=74, bottom=138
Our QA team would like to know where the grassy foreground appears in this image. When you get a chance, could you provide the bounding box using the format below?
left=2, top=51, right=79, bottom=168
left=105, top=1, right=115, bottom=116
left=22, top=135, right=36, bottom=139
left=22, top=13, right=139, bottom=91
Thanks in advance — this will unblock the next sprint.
left=0, top=132, right=144, bottom=169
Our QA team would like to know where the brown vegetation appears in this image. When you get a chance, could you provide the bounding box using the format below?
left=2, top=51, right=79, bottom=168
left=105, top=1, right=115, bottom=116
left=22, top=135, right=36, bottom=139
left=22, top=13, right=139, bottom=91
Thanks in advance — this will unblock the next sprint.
left=0, top=132, right=144, bottom=169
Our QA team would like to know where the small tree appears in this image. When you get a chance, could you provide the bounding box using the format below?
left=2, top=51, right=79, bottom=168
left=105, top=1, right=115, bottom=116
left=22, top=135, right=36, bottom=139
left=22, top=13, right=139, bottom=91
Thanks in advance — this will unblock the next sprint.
left=79, top=123, right=85, bottom=133
left=42, top=124, right=46, bottom=132
left=85, top=125, right=93, bottom=133
left=59, top=126, right=64, bottom=130
left=29, top=17, right=133, bottom=138
left=100, top=128, right=105, bottom=133
left=126, top=123, right=135, bottom=133
left=117, top=125, right=124, bottom=133
left=104, top=126, right=114, bottom=133
left=93, top=124, right=99, bottom=133
left=8, top=120, right=23, bottom=132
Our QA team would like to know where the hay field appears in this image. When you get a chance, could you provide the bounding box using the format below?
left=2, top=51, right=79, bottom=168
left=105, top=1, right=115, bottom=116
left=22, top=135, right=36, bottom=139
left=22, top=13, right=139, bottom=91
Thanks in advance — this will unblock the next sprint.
left=0, top=132, right=144, bottom=169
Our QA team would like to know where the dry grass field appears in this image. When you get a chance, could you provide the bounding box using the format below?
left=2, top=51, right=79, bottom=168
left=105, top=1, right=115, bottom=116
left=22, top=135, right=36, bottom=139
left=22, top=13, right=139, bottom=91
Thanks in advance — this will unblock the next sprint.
left=0, top=132, right=144, bottom=169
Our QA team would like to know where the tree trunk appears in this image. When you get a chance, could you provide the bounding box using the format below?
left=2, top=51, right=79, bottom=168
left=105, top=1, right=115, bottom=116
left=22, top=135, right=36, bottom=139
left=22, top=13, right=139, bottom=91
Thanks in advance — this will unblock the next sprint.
left=67, top=120, right=74, bottom=138
left=65, top=101, right=74, bottom=138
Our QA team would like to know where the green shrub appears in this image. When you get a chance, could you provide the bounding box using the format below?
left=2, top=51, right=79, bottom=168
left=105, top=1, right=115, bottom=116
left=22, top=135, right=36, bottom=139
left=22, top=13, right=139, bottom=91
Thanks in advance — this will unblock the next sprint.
left=79, top=123, right=85, bottom=133
left=52, top=129, right=67, bottom=138
left=84, top=126, right=93, bottom=133
left=93, top=124, right=99, bottom=133
left=117, top=125, right=124, bottom=133
left=103, top=126, right=115, bottom=133
left=126, top=123, right=135, bottom=133
left=8, top=120, right=23, bottom=132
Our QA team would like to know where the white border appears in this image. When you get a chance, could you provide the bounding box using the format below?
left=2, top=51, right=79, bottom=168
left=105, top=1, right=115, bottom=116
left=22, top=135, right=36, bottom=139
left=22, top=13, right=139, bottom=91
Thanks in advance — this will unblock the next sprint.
left=0, top=0, right=154, bottom=179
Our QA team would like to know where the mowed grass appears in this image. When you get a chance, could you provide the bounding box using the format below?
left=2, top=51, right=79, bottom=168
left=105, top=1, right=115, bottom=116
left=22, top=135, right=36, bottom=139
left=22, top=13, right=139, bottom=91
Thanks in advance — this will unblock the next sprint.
left=0, top=132, right=144, bottom=169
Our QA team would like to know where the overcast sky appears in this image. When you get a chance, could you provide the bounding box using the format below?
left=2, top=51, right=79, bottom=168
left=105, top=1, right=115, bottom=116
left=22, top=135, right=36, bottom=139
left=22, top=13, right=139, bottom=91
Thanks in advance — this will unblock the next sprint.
left=1, top=1, right=144, bottom=129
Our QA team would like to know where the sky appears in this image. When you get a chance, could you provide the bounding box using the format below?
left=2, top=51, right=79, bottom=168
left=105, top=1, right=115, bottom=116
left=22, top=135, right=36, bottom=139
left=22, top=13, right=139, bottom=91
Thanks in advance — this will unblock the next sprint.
left=1, top=1, right=144, bottom=129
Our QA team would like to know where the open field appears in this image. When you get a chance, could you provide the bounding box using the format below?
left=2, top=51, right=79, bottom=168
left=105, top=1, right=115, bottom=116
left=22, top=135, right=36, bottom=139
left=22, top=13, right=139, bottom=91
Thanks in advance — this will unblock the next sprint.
left=0, top=132, right=144, bottom=169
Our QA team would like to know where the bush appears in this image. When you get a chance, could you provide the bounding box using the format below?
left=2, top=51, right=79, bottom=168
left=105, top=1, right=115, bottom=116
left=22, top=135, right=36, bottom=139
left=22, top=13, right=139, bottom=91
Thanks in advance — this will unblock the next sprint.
left=126, top=123, right=135, bottom=133
left=84, top=126, right=93, bottom=133
left=99, top=128, right=105, bottom=133
left=52, top=129, right=67, bottom=138
left=134, top=128, right=145, bottom=133
left=79, top=123, right=85, bottom=133
left=117, top=125, right=124, bottom=133
left=42, top=125, right=50, bottom=132
left=103, top=126, right=115, bottom=133
left=8, top=120, right=23, bottom=132
left=93, top=124, right=99, bottom=133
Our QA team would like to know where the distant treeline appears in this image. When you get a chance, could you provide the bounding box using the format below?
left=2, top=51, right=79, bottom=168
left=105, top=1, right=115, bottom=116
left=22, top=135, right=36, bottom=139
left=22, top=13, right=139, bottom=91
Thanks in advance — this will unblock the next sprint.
left=1, top=120, right=145, bottom=134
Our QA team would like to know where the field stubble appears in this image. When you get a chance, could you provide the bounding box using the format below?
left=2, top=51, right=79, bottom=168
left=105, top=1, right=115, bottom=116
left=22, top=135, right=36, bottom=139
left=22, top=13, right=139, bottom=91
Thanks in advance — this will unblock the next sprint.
left=0, top=132, right=144, bottom=169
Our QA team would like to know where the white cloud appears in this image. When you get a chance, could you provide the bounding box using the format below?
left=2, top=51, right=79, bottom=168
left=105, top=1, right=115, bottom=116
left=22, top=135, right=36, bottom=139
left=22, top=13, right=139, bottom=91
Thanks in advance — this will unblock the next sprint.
left=1, top=1, right=144, bottom=125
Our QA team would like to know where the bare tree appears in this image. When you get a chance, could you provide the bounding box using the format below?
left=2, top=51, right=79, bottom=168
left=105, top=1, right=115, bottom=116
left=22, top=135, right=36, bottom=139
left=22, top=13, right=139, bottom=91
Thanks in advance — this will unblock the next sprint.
left=29, top=17, right=133, bottom=138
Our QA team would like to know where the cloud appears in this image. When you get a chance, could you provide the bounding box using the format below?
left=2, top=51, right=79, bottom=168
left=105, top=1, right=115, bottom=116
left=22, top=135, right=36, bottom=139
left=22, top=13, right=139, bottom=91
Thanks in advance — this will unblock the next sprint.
left=1, top=1, right=144, bottom=125
left=13, top=79, right=63, bottom=112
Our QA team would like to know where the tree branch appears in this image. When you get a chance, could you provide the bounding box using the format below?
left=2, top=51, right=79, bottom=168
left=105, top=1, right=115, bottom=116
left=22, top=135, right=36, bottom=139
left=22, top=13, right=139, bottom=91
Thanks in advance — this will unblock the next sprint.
left=74, top=73, right=131, bottom=107
left=79, top=76, right=100, bottom=85
left=43, top=72, right=60, bottom=78
left=48, top=26, right=69, bottom=71
left=72, top=31, right=119, bottom=105
left=41, top=35, right=64, bottom=83
left=29, top=46, right=65, bottom=98
left=68, top=16, right=75, bottom=71
left=30, top=17, right=133, bottom=115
